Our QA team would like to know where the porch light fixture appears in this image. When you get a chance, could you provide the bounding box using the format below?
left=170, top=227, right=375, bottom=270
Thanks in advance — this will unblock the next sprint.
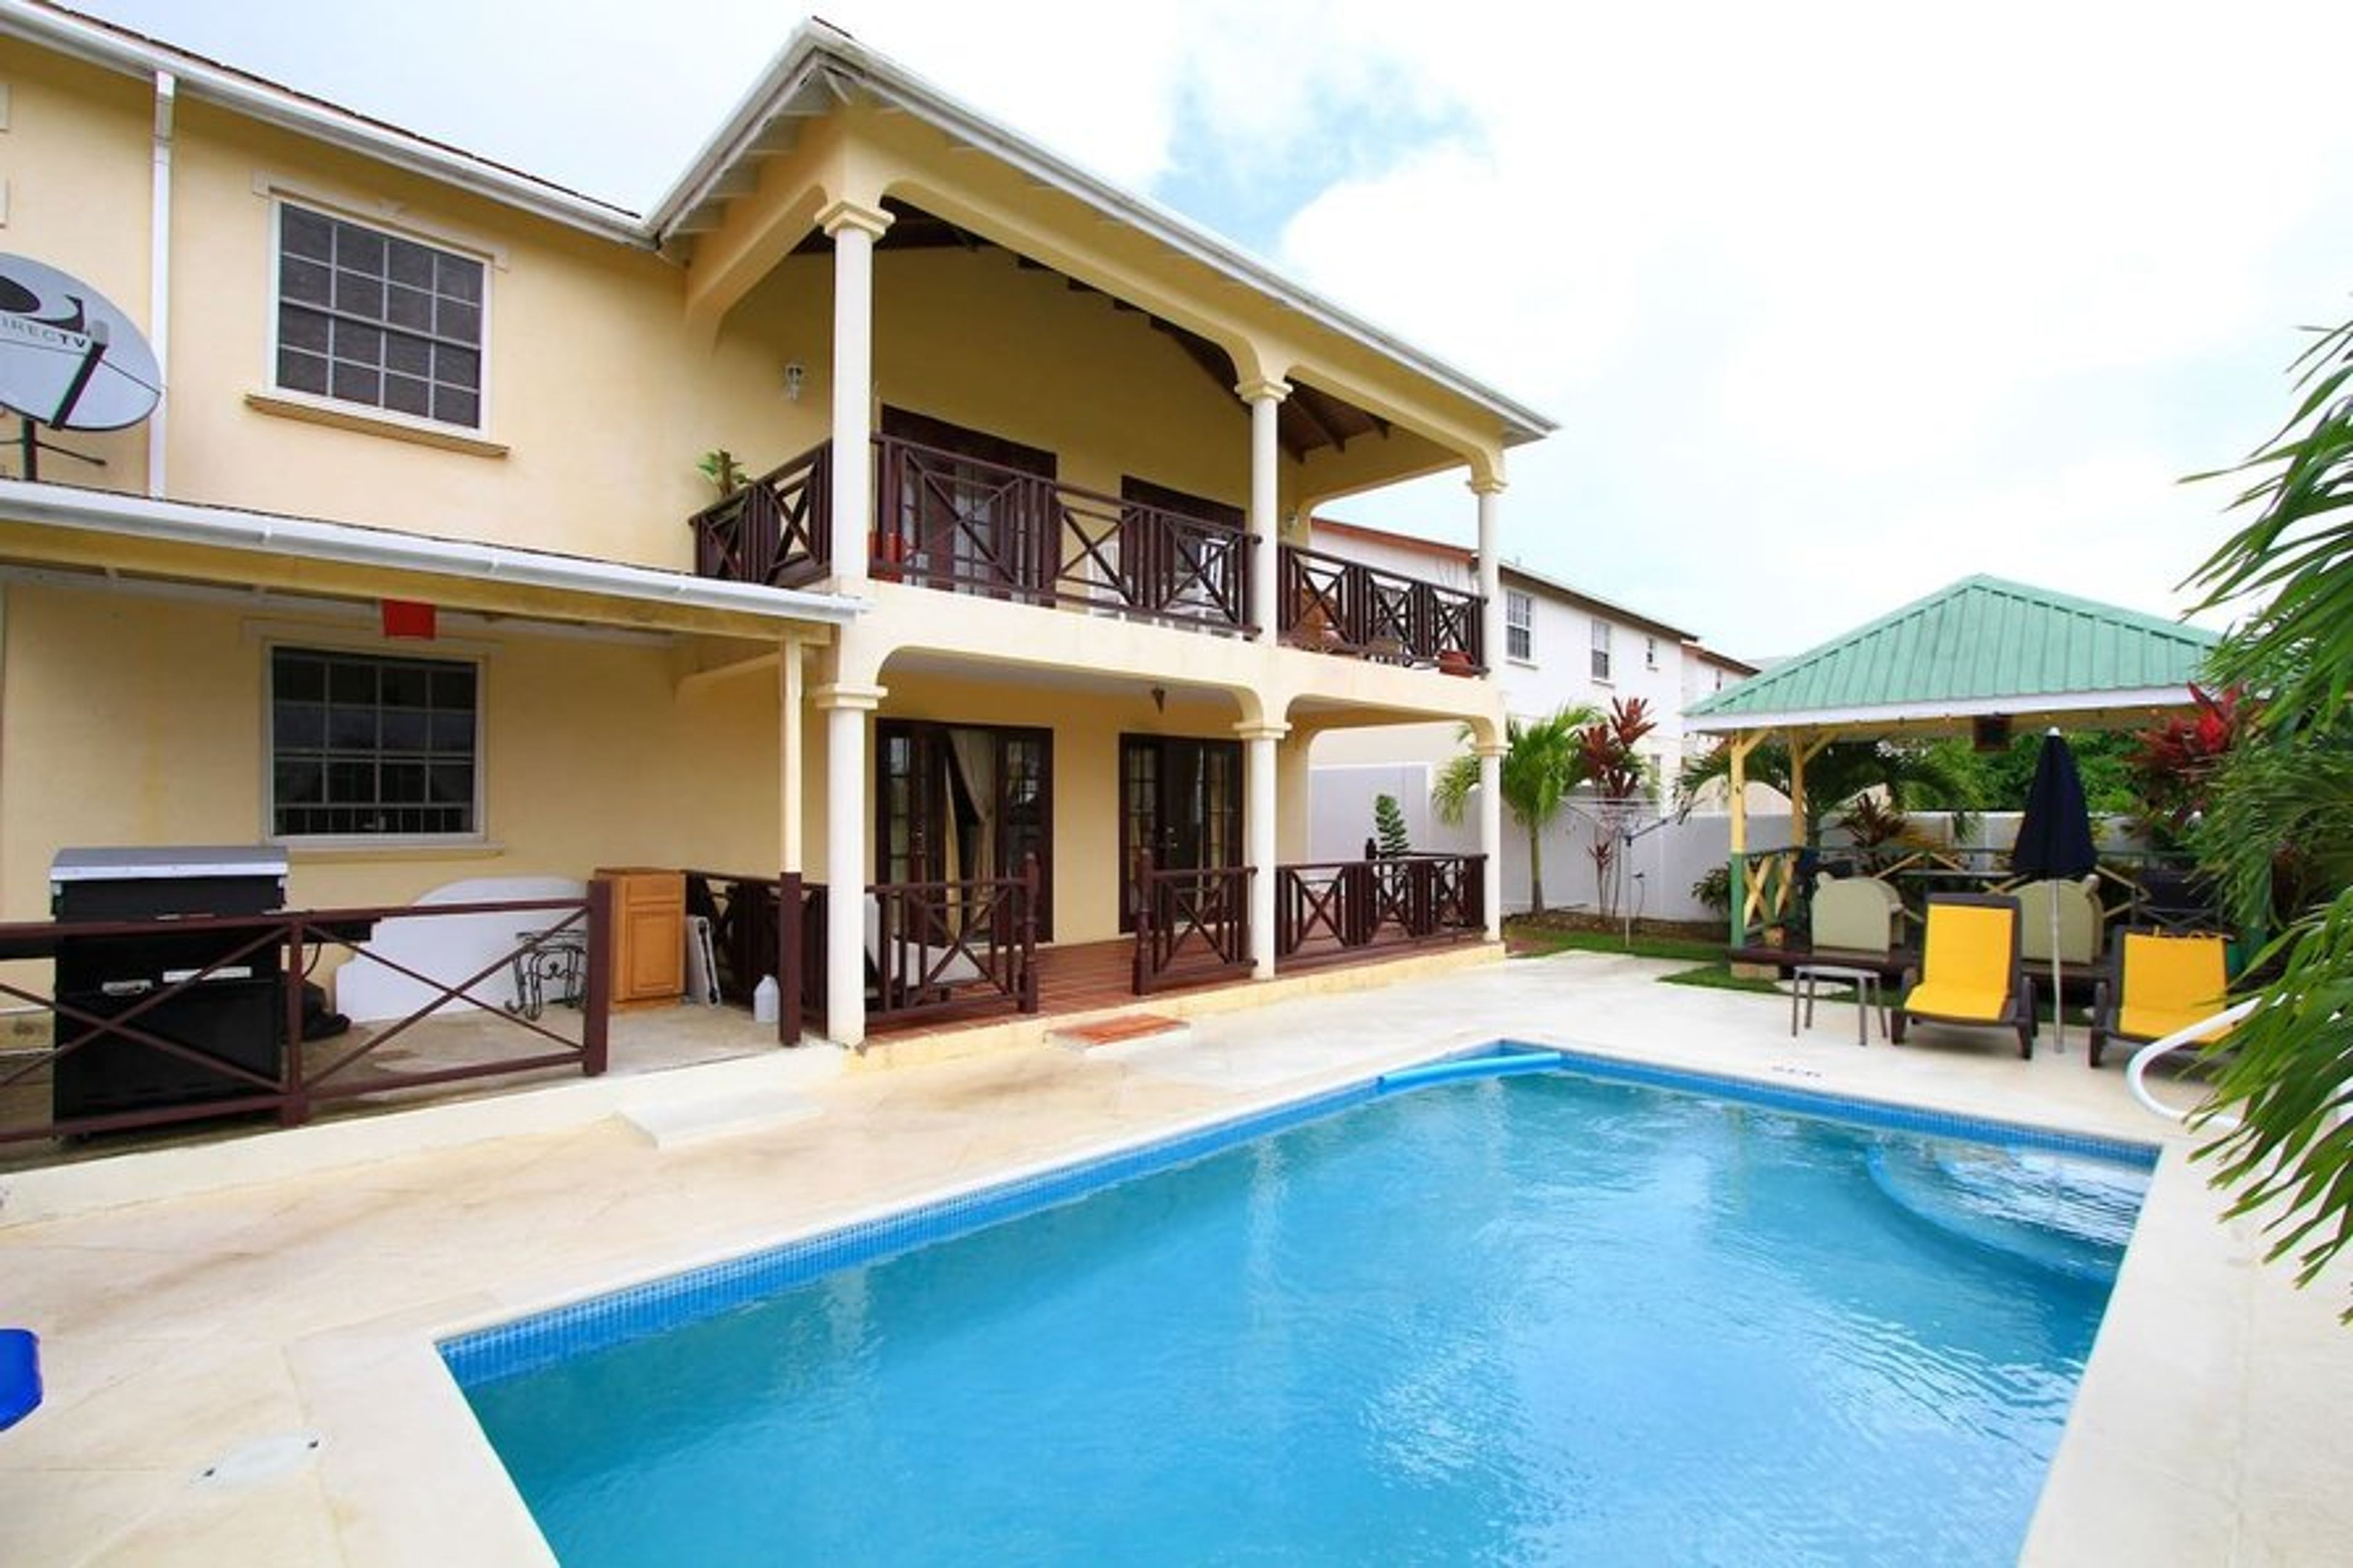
left=784, top=362, right=806, bottom=401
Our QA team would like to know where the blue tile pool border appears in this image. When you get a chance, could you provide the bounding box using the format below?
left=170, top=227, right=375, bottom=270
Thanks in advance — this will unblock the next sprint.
left=439, top=1041, right=2159, bottom=1388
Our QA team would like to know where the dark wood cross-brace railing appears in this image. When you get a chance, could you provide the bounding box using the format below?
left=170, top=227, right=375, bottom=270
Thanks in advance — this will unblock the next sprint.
left=0, top=886, right=612, bottom=1146
left=873, top=434, right=1254, bottom=632
left=1278, top=543, right=1485, bottom=670
left=1276, top=846, right=1487, bottom=961
left=1131, top=850, right=1255, bottom=995
left=772, top=857, right=1040, bottom=1043
left=689, top=440, right=833, bottom=589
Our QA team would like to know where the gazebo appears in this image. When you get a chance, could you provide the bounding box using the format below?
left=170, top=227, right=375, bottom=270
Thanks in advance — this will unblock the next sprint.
left=1684, top=575, right=2219, bottom=945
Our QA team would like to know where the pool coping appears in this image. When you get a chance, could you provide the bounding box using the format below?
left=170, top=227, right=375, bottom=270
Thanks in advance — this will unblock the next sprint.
left=441, top=1040, right=2161, bottom=1390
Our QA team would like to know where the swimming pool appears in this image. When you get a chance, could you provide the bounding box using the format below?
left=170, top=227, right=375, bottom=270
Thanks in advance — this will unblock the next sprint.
left=447, top=1051, right=2153, bottom=1564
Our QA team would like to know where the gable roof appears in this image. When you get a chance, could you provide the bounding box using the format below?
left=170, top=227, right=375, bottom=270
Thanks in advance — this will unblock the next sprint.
left=1685, top=575, right=2218, bottom=733
left=7, top=4, right=1552, bottom=447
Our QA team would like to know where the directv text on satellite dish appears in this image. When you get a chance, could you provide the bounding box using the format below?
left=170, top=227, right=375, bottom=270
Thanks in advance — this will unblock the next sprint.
left=0, top=253, right=163, bottom=433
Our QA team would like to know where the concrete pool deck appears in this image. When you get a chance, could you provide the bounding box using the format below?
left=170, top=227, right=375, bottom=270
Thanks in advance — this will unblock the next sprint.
left=2, top=949, right=2346, bottom=1564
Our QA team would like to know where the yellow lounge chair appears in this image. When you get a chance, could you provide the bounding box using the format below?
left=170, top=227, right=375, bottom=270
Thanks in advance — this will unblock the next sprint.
left=1893, top=894, right=2036, bottom=1058
left=2088, top=931, right=2233, bottom=1069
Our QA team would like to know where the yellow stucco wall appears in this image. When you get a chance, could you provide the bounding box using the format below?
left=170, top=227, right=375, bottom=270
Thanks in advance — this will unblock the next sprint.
left=0, top=580, right=789, bottom=920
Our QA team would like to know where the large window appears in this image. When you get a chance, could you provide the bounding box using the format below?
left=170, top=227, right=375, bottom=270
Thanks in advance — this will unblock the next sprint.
left=275, top=203, right=486, bottom=428
left=270, top=647, right=479, bottom=838
left=1506, top=589, right=1534, bottom=662
left=1591, top=619, right=1613, bottom=682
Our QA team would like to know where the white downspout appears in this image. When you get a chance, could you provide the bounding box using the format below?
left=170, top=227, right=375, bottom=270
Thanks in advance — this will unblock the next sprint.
left=146, top=69, right=175, bottom=498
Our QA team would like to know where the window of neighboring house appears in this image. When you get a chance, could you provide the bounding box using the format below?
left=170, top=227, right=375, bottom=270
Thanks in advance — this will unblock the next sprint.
left=275, top=203, right=487, bottom=429
left=1645, top=635, right=1659, bottom=670
left=269, top=646, right=480, bottom=838
left=1591, top=619, right=1613, bottom=682
left=1506, top=589, right=1534, bottom=662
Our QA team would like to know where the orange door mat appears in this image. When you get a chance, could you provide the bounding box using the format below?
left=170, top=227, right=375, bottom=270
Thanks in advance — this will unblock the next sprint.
left=1048, top=1013, right=1192, bottom=1051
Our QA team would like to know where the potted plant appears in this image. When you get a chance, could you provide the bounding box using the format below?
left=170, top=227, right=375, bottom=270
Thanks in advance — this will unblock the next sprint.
left=697, top=449, right=746, bottom=497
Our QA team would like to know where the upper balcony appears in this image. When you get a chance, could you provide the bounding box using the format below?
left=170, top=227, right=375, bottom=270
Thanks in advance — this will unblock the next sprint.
left=689, top=436, right=1487, bottom=672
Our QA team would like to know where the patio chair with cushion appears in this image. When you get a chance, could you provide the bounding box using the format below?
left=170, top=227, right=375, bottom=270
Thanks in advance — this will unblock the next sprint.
left=1809, top=874, right=1903, bottom=956
left=2088, top=931, right=2234, bottom=1069
left=1893, top=893, right=2036, bottom=1058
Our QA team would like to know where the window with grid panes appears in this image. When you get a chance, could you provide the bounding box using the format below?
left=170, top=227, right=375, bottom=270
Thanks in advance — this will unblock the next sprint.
left=275, top=204, right=485, bottom=428
left=1506, top=589, right=1534, bottom=662
left=1591, top=619, right=1613, bottom=681
left=270, top=648, right=479, bottom=837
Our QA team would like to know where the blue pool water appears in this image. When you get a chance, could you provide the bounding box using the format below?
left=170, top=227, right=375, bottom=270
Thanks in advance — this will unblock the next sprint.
left=452, top=1062, right=2151, bottom=1565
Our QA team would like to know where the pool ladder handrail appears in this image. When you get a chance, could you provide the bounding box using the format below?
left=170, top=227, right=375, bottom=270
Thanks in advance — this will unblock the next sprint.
left=2124, top=998, right=2262, bottom=1129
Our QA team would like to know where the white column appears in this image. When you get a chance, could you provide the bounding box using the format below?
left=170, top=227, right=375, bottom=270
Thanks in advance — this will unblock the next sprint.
left=1477, top=743, right=1505, bottom=940
left=821, top=199, right=893, bottom=591
left=817, top=681, right=885, bottom=1047
left=1239, top=721, right=1286, bottom=977
left=1238, top=377, right=1289, bottom=642
left=1472, top=476, right=1504, bottom=673
left=778, top=637, right=803, bottom=873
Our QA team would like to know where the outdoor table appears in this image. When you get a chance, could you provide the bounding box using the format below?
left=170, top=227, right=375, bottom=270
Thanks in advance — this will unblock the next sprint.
left=1790, top=962, right=1885, bottom=1045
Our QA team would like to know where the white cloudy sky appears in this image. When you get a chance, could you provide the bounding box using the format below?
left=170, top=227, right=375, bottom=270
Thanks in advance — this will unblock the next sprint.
left=72, top=0, right=2353, bottom=659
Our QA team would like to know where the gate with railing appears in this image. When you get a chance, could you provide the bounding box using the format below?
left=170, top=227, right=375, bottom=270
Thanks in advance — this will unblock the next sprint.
left=0, top=886, right=613, bottom=1146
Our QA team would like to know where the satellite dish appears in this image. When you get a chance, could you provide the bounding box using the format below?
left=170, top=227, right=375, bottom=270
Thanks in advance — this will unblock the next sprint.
left=0, top=253, right=162, bottom=433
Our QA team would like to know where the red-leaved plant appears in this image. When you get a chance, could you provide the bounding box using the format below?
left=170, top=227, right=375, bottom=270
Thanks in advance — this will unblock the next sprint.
left=1578, top=697, right=1657, bottom=921
left=2129, top=683, right=2252, bottom=844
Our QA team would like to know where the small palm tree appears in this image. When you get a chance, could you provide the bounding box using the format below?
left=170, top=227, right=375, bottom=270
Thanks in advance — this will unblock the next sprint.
left=1433, top=704, right=1600, bottom=914
left=1676, top=738, right=1980, bottom=845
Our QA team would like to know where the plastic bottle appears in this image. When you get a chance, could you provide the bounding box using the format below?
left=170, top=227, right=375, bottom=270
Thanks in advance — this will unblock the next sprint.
left=752, top=974, right=780, bottom=1025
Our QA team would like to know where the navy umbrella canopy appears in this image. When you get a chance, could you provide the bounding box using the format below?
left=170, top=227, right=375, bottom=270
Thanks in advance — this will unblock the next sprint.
left=2012, top=729, right=2100, bottom=1048
left=2013, top=730, right=2099, bottom=881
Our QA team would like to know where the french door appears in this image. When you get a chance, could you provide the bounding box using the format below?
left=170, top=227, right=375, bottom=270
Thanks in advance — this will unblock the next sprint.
left=1119, top=734, right=1243, bottom=932
left=877, top=721, right=1053, bottom=939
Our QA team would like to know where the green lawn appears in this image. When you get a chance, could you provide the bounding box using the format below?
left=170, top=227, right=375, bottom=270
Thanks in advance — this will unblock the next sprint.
left=1506, top=925, right=1727, bottom=964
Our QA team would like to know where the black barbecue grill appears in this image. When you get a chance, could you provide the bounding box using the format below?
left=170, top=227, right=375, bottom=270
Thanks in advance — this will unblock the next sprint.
left=49, top=846, right=290, bottom=1121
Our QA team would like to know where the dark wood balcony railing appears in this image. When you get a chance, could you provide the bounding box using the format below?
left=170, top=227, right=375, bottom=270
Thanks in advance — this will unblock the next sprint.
left=874, top=434, right=1253, bottom=632
left=689, top=440, right=1485, bottom=668
left=1277, top=849, right=1487, bottom=960
left=689, top=441, right=833, bottom=590
left=1280, top=544, right=1485, bottom=670
left=0, top=887, right=612, bottom=1145
left=773, top=858, right=1040, bottom=1043
left=1131, top=851, right=1254, bottom=996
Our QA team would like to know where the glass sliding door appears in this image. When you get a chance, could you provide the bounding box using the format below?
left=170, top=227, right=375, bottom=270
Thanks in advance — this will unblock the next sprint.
left=1119, top=734, right=1243, bottom=932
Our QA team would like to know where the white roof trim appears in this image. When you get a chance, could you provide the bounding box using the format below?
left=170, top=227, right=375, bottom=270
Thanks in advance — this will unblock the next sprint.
left=0, top=1, right=648, bottom=244
left=650, top=24, right=1555, bottom=445
left=0, top=479, right=864, bottom=627
left=1685, top=687, right=2198, bottom=734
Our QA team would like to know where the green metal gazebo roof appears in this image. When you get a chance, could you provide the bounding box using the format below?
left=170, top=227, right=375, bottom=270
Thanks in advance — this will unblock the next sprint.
left=1686, top=575, right=2219, bottom=737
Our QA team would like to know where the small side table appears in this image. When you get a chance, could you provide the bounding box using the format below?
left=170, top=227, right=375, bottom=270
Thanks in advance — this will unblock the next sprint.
left=1790, top=963, right=1885, bottom=1046
left=507, top=927, right=587, bottom=1021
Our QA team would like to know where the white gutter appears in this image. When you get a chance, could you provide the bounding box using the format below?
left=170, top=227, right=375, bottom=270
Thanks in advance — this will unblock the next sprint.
left=0, top=1, right=647, bottom=246
left=0, top=479, right=864, bottom=627
left=1685, top=687, right=2198, bottom=734
left=146, top=67, right=173, bottom=498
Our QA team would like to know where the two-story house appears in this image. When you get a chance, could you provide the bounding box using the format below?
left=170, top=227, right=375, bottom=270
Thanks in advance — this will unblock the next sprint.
left=0, top=4, right=1551, bottom=1060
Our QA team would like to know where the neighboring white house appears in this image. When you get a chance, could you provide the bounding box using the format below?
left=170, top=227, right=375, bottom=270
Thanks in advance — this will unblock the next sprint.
left=1306, top=517, right=1757, bottom=915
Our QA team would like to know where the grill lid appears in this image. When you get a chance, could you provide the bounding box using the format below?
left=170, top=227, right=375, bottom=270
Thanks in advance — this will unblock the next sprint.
left=50, top=846, right=291, bottom=883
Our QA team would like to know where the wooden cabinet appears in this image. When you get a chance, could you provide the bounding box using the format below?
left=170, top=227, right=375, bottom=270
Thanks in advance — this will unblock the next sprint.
left=594, top=867, right=685, bottom=1007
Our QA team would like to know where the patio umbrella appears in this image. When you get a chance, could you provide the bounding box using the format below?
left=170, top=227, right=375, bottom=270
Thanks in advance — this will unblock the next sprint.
left=2012, top=728, right=2100, bottom=1048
